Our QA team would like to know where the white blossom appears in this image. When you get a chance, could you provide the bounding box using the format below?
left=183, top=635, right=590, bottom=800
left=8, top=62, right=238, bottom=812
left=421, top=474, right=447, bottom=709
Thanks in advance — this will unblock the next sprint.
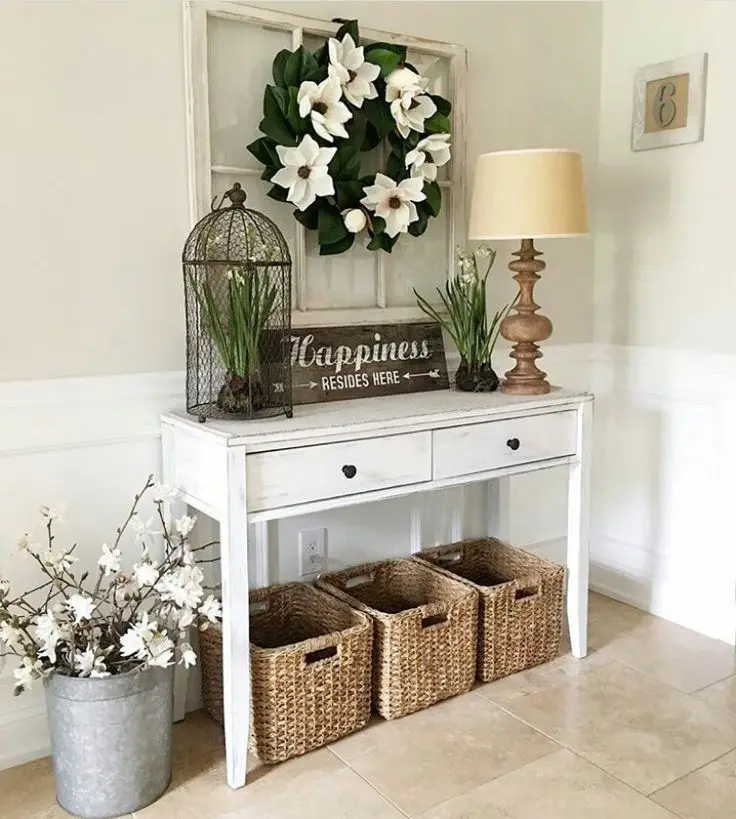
left=133, top=559, right=159, bottom=588
left=342, top=208, right=367, bottom=234
left=361, top=173, right=426, bottom=238
left=297, top=77, right=352, bottom=142
left=120, top=613, right=157, bottom=660
left=97, top=543, right=121, bottom=576
left=385, top=67, right=437, bottom=138
left=0, top=577, right=9, bottom=598
left=13, top=657, right=45, bottom=694
left=74, top=647, right=110, bottom=678
left=152, top=484, right=177, bottom=503
left=178, top=608, right=195, bottom=630
left=129, top=515, right=161, bottom=544
left=33, top=610, right=66, bottom=663
left=179, top=642, right=197, bottom=670
left=0, top=620, right=24, bottom=651
left=40, top=549, right=77, bottom=574
left=174, top=515, right=197, bottom=539
left=157, top=564, right=204, bottom=610
left=199, top=595, right=222, bottom=625
left=146, top=633, right=175, bottom=668
left=405, top=133, right=451, bottom=182
left=66, top=594, right=95, bottom=624
left=40, top=505, right=65, bottom=523
left=327, top=34, right=379, bottom=108
left=113, top=574, right=138, bottom=607
left=272, top=134, right=337, bottom=212
left=16, top=533, right=38, bottom=555
left=476, top=244, right=493, bottom=258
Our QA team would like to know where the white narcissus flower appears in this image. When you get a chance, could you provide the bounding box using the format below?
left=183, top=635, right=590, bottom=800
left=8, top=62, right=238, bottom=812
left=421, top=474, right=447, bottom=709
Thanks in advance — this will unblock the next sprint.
left=0, top=620, right=24, bottom=651
left=98, top=543, right=121, bottom=576
left=174, top=515, right=197, bottom=538
left=66, top=594, right=95, bottom=624
left=146, top=633, right=175, bottom=668
left=405, top=133, right=451, bottom=181
left=272, top=134, right=337, bottom=212
left=74, top=647, right=110, bottom=678
left=342, top=208, right=367, bottom=234
left=133, top=559, right=159, bottom=588
left=327, top=34, right=379, bottom=108
left=385, top=67, right=437, bottom=138
left=297, top=77, right=352, bottom=142
left=179, top=642, right=197, bottom=670
left=13, top=657, right=45, bottom=694
left=199, top=595, right=222, bottom=625
left=361, top=173, right=426, bottom=238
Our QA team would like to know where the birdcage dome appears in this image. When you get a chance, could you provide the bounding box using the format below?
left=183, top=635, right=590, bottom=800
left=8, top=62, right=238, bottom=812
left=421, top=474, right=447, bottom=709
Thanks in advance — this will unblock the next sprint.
left=182, top=183, right=291, bottom=267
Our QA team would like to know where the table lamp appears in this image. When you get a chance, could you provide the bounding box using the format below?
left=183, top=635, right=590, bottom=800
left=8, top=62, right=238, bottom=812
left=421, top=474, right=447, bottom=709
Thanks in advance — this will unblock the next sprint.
left=468, top=149, right=588, bottom=395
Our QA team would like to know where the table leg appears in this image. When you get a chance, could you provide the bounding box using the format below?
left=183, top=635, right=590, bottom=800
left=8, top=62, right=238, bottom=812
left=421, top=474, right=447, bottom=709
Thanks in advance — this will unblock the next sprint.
left=567, top=400, right=593, bottom=659
left=221, top=447, right=250, bottom=789
left=486, top=477, right=510, bottom=540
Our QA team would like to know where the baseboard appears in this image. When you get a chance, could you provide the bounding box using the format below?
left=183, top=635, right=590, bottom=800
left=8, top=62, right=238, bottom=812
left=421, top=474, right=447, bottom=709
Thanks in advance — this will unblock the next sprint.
left=0, top=673, right=49, bottom=769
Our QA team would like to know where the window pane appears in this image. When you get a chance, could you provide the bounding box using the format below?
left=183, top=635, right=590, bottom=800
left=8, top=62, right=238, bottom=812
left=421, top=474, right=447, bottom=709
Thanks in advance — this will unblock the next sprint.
left=304, top=232, right=377, bottom=309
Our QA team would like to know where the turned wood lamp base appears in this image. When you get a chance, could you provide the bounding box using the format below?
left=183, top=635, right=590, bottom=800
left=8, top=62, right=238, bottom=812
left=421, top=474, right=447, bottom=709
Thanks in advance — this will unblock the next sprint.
left=500, top=238, right=553, bottom=396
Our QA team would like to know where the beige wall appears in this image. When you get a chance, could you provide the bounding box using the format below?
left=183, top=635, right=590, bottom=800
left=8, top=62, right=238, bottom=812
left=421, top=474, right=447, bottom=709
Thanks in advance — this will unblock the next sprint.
left=0, top=0, right=602, bottom=382
left=594, top=0, right=736, bottom=352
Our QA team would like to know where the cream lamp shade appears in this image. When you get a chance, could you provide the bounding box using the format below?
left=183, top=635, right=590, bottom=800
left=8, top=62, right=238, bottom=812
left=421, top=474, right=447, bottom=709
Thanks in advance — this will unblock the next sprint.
left=468, top=149, right=588, bottom=240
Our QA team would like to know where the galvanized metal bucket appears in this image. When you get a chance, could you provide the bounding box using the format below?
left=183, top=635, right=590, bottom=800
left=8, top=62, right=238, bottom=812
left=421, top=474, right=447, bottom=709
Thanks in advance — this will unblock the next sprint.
left=44, top=664, right=174, bottom=819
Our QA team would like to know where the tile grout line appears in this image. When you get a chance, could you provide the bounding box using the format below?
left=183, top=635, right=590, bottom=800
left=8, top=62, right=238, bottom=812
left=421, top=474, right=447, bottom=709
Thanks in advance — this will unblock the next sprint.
left=647, top=744, right=736, bottom=800
left=325, top=745, right=413, bottom=818
left=689, top=671, right=735, bottom=696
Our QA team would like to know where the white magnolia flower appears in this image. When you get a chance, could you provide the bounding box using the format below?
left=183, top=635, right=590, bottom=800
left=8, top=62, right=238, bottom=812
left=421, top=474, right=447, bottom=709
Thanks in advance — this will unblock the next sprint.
left=120, top=613, right=157, bottom=660
left=66, top=594, right=95, bottom=624
left=198, top=595, right=222, bottom=625
left=113, top=574, right=138, bottom=607
left=40, top=505, right=65, bottom=523
left=342, top=208, right=367, bottom=234
left=297, top=77, right=352, bottom=142
left=152, top=483, right=177, bottom=503
left=157, top=564, right=205, bottom=610
left=360, top=173, right=426, bottom=238
left=0, top=620, right=24, bottom=651
left=40, top=549, right=76, bottom=574
left=17, top=533, right=38, bottom=555
left=130, top=515, right=161, bottom=544
left=34, top=610, right=65, bottom=663
left=178, top=608, right=195, bottom=630
left=385, top=67, right=437, bottom=138
left=272, top=134, right=337, bottom=212
left=405, top=133, right=451, bottom=181
left=13, top=657, right=45, bottom=694
left=327, top=34, right=379, bottom=108
left=174, top=515, right=197, bottom=539
left=133, top=559, right=159, bottom=588
left=74, top=647, right=110, bottom=678
left=179, top=642, right=197, bottom=670
left=146, top=633, right=175, bottom=668
left=97, top=543, right=121, bottom=576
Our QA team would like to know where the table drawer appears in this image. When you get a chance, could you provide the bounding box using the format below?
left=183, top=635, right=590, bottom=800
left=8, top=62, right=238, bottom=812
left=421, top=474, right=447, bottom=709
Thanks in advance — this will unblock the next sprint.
left=247, top=432, right=432, bottom=511
left=433, top=411, right=577, bottom=480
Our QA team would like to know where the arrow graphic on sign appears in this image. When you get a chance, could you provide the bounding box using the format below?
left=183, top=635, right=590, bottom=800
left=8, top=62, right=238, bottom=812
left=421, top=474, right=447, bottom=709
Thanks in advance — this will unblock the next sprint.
left=403, top=369, right=441, bottom=381
left=274, top=381, right=318, bottom=392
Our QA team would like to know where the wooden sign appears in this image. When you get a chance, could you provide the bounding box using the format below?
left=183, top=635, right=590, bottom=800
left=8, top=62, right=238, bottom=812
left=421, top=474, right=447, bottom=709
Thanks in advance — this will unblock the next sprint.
left=281, top=322, right=449, bottom=405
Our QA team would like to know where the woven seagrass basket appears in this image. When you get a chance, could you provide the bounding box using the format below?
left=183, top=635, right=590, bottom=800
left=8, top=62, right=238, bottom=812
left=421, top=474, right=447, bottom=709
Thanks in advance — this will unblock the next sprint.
left=199, top=582, right=372, bottom=764
left=415, top=538, right=565, bottom=682
left=317, top=558, right=477, bottom=720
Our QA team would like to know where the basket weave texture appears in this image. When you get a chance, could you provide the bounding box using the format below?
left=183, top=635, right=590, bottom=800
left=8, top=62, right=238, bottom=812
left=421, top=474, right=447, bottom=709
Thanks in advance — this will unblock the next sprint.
left=199, top=582, right=372, bottom=764
left=317, top=558, right=477, bottom=720
left=415, top=539, right=565, bottom=683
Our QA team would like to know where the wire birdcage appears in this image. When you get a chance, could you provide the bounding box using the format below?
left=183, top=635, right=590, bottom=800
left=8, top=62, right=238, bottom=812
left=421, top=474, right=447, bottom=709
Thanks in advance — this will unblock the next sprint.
left=182, top=183, right=293, bottom=421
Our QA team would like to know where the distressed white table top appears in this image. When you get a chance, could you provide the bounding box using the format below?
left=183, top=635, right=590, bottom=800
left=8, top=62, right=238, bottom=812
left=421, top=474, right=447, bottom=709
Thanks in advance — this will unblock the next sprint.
left=162, top=386, right=592, bottom=448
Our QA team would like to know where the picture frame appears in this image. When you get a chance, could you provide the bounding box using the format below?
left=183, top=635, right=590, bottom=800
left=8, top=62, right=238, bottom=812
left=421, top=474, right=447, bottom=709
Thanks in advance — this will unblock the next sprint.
left=631, top=53, right=708, bottom=152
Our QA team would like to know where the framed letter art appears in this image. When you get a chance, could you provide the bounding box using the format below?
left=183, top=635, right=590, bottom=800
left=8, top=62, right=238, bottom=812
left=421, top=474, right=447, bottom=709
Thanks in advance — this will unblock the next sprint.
left=632, top=53, right=708, bottom=152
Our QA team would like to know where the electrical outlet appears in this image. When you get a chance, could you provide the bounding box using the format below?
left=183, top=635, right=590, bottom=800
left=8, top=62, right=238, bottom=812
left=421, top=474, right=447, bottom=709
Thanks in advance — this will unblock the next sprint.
left=299, top=527, right=327, bottom=576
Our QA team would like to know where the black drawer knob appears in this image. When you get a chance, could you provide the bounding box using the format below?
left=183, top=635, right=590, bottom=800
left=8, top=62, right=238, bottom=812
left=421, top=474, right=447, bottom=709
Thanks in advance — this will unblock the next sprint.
left=506, top=438, right=521, bottom=451
left=342, top=464, right=357, bottom=479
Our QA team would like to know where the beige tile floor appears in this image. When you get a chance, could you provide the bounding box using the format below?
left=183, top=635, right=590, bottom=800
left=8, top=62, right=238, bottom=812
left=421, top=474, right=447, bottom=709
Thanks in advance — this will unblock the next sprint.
left=2, top=593, right=736, bottom=819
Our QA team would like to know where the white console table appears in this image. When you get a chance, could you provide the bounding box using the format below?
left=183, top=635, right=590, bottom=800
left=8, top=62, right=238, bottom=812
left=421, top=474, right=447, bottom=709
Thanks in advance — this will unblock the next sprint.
left=161, top=387, right=593, bottom=789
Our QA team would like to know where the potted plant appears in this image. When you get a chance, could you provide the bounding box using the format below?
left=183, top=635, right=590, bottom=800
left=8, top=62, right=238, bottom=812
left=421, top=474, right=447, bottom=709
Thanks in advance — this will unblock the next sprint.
left=415, top=245, right=513, bottom=392
left=189, top=265, right=280, bottom=415
left=0, top=476, right=221, bottom=819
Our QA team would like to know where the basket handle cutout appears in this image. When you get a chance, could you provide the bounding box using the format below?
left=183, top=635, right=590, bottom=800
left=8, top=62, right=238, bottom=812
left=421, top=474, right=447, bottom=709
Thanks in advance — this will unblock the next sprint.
left=421, top=613, right=448, bottom=629
left=515, top=584, right=541, bottom=602
left=437, top=552, right=463, bottom=564
left=304, top=645, right=339, bottom=665
left=345, top=573, right=374, bottom=589
left=249, top=600, right=269, bottom=615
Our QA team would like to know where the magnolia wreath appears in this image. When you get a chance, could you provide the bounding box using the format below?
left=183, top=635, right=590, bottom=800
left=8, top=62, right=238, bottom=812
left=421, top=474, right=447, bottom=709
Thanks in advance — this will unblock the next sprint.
left=247, top=18, right=452, bottom=256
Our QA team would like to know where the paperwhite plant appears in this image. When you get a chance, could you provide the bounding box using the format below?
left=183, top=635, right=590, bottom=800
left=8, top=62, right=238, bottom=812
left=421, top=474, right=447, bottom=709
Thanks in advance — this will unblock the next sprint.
left=0, top=475, right=222, bottom=695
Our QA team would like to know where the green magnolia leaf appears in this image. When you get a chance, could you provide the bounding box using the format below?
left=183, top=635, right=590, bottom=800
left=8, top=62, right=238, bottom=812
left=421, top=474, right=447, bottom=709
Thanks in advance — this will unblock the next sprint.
left=335, top=179, right=364, bottom=209
left=345, top=109, right=367, bottom=152
left=294, top=203, right=320, bottom=230
left=429, top=94, right=452, bottom=117
left=364, top=47, right=403, bottom=77
left=320, top=233, right=355, bottom=256
left=318, top=205, right=349, bottom=247
left=272, top=49, right=291, bottom=88
left=287, top=86, right=304, bottom=136
left=261, top=167, right=276, bottom=182
left=247, top=136, right=279, bottom=167
left=264, top=85, right=288, bottom=120
left=331, top=146, right=361, bottom=181
left=408, top=208, right=430, bottom=237
left=362, top=121, right=382, bottom=151
left=386, top=151, right=406, bottom=180
left=364, top=97, right=395, bottom=140
left=267, top=184, right=289, bottom=203
left=424, top=112, right=452, bottom=134
left=284, top=46, right=319, bottom=88
left=259, top=116, right=295, bottom=147
left=424, top=181, right=442, bottom=216
left=333, top=18, right=359, bottom=44
left=367, top=231, right=398, bottom=253
left=364, top=42, right=407, bottom=59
